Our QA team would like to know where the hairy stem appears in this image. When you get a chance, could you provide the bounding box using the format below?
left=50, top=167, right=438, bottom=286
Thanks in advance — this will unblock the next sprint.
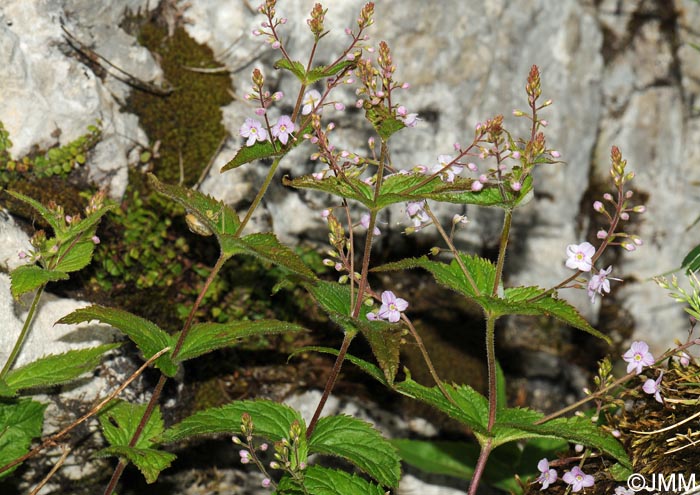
left=306, top=332, right=355, bottom=438
left=468, top=439, right=493, bottom=495
left=485, top=315, right=497, bottom=431
left=0, top=285, right=45, bottom=380
left=237, top=156, right=282, bottom=234
left=492, top=210, right=512, bottom=296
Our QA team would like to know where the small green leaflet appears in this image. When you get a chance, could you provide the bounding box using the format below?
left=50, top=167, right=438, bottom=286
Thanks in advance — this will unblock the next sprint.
left=274, top=58, right=356, bottom=85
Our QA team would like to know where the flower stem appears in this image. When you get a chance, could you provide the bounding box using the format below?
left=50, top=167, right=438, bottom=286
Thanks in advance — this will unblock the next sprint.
left=0, top=285, right=45, bottom=380
left=492, top=209, right=512, bottom=296
left=237, top=156, right=282, bottom=234
left=468, top=438, right=493, bottom=495
left=485, top=314, right=497, bottom=431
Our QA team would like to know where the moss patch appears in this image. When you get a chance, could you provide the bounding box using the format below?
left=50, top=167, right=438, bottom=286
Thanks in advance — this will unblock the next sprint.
left=127, top=19, right=233, bottom=185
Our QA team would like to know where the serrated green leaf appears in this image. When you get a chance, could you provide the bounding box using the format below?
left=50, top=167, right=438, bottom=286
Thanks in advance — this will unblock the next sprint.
left=277, top=465, right=386, bottom=495
left=159, top=400, right=303, bottom=444
left=373, top=254, right=494, bottom=299
left=0, top=380, right=15, bottom=398
left=4, top=343, right=120, bottom=393
left=288, top=346, right=388, bottom=387
left=682, top=243, right=700, bottom=274
left=282, top=175, right=374, bottom=208
left=5, top=190, right=62, bottom=233
left=496, top=409, right=632, bottom=469
left=56, top=305, right=177, bottom=377
left=220, top=232, right=316, bottom=280
left=274, top=58, right=307, bottom=82
left=10, top=264, right=69, bottom=299
left=148, top=174, right=240, bottom=238
left=53, top=239, right=95, bottom=273
left=302, top=280, right=400, bottom=382
left=221, top=139, right=279, bottom=171
left=93, top=445, right=175, bottom=484
left=364, top=104, right=405, bottom=140
left=96, top=399, right=174, bottom=483
left=306, top=60, right=355, bottom=84
left=61, top=202, right=117, bottom=242
left=395, top=378, right=489, bottom=438
left=99, top=400, right=165, bottom=449
left=309, top=415, right=400, bottom=487
left=499, top=286, right=609, bottom=343
left=0, top=399, right=47, bottom=478
left=175, top=320, right=305, bottom=362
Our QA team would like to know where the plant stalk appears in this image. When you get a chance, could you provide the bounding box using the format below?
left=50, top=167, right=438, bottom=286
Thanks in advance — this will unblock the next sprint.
left=0, top=285, right=45, bottom=380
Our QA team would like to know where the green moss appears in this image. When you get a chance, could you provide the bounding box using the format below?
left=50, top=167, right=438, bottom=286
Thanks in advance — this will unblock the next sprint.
left=127, top=21, right=232, bottom=185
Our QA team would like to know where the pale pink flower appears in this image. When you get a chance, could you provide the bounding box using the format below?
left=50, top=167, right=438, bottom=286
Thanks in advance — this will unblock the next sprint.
left=643, top=371, right=664, bottom=403
left=565, top=242, right=595, bottom=272
left=271, top=115, right=294, bottom=145
left=301, top=89, right=322, bottom=115
left=536, top=458, right=557, bottom=490
left=623, top=341, right=655, bottom=375
left=377, top=291, right=409, bottom=323
left=239, top=118, right=267, bottom=146
left=587, top=265, right=621, bottom=303
left=562, top=466, right=594, bottom=492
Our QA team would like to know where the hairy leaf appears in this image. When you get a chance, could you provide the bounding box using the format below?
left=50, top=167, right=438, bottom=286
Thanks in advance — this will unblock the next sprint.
left=395, top=378, right=489, bottom=438
left=94, top=445, right=176, bottom=484
left=56, top=305, right=177, bottom=377
left=148, top=174, right=240, bottom=237
left=159, top=400, right=303, bottom=444
left=5, top=190, right=62, bottom=233
left=3, top=344, right=119, bottom=394
left=0, top=399, right=47, bottom=478
left=53, top=239, right=96, bottom=273
left=219, top=232, right=316, bottom=280
left=10, top=265, right=68, bottom=299
left=274, top=58, right=307, bottom=82
left=277, top=465, right=386, bottom=495
left=175, top=320, right=305, bottom=362
left=309, top=415, right=400, bottom=487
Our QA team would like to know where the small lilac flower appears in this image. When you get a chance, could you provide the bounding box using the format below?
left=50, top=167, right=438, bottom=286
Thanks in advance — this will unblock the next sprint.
left=18, top=250, right=27, bottom=259
left=239, top=450, right=250, bottom=464
left=587, top=265, right=621, bottom=303
left=271, top=115, right=294, bottom=145
left=360, top=214, right=381, bottom=236
left=397, top=105, right=419, bottom=127
left=366, top=311, right=378, bottom=321
left=262, top=478, right=271, bottom=488
left=562, top=466, right=594, bottom=492
left=406, top=201, right=430, bottom=229
left=536, top=458, right=557, bottom=490
left=91, top=235, right=101, bottom=245
left=551, top=150, right=561, bottom=158
left=643, top=371, right=664, bottom=403
left=239, top=118, right=268, bottom=146
left=301, top=89, right=322, bottom=115
left=377, top=291, right=408, bottom=323
left=623, top=341, right=655, bottom=375
left=565, top=242, right=595, bottom=272
left=511, top=151, right=521, bottom=160
left=615, top=487, right=634, bottom=495
left=593, top=200, right=604, bottom=212
left=510, top=181, right=522, bottom=191
left=471, top=180, right=483, bottom=192
left=678, top=351, right=691, bottom=367
left=596, top=229, right=607, bottom=239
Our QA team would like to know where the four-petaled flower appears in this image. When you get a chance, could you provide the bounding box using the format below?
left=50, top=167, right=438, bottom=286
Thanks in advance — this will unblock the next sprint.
left=360, top=213, right=381, bottom=236
left=623, top=341, right=655, bottom=375
left=406, top=200, right=430, bottom=229
left=565, top=242, right=595, bottom=272
left=562, top=466, right=594, bottom=492
left=239, top=118, right=268, bottom=146
left=642, top=371, right=664, bottom=403
left=376, top=290, right=408, bottom=323
left=301, top=89, right=322, bottom=115
left=587, top=265, right=621, bottom=303
left=271, top=115, right=295, bottom=145
left=536, top=458, right=558, bottom=490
